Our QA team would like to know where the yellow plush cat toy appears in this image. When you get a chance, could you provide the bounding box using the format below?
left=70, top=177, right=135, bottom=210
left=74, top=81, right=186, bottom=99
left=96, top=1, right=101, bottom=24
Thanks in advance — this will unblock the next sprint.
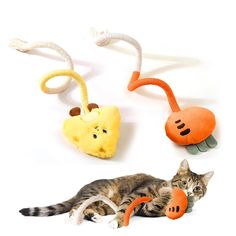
left=9, top=39, right=120, bottom=159
left=41, top=69, right=120, bottom=159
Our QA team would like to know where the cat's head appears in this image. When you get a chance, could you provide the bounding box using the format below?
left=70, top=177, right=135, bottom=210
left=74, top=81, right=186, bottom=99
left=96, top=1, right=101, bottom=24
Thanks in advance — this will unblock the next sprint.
left=171, top=159, right=214, bottom=202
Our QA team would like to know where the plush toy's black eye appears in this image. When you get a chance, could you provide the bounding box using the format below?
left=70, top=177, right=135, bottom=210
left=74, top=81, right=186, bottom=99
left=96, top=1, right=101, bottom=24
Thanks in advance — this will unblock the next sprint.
left=93, top=134, right=97, bottom=139
left=102, top=129, right=107, bottom=134
left=182, top=181, right=187, bottom=185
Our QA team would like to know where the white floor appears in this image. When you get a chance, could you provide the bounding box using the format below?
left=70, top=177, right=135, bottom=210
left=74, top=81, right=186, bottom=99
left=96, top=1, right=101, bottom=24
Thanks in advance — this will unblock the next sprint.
left=0, top=0, right=234, bottom=235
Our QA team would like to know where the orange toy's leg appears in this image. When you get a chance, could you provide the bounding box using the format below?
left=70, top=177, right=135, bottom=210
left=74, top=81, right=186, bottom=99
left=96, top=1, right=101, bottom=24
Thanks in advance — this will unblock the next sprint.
left=165, top=188, right=188, bottom=220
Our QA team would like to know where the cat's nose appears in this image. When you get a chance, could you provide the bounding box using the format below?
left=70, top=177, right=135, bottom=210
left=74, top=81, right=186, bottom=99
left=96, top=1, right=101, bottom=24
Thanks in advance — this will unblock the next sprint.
left=187, top=192, right=193, bottom=196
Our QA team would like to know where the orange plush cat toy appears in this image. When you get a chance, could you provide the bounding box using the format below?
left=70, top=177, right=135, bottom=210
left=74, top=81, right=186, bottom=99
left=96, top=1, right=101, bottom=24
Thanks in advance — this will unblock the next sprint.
left=95, top=31, right=217, bottom=154
left=123, top=188, right=189, bottom=226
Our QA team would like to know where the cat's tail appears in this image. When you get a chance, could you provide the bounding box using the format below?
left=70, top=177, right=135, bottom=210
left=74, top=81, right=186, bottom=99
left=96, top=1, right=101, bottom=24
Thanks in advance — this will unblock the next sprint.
left=19, top=196, right=76, bottom=217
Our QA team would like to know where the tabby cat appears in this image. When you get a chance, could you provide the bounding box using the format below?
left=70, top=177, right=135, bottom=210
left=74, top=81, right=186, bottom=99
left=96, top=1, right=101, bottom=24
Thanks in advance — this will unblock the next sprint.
left=19, top=160, right=213, bottom=228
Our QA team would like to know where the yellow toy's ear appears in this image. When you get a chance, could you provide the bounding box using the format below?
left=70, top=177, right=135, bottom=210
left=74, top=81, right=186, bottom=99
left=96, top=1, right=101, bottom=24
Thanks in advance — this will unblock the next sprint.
left=69, top=107, right=81, bottom=116
left=63, top=106, right=120, bottom=159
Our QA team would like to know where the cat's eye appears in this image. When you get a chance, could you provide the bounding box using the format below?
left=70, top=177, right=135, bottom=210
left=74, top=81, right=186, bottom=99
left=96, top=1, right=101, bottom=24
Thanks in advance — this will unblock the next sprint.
left=182, top=181, right=187, bottom=185
left=194, top=186, right=201, bottom=192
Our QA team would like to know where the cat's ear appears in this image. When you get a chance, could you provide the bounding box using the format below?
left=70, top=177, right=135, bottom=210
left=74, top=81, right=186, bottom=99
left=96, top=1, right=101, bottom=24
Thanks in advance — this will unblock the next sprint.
left=177, top=159, right=190, bottom=175
left=201, top=171, right=214, bottom=185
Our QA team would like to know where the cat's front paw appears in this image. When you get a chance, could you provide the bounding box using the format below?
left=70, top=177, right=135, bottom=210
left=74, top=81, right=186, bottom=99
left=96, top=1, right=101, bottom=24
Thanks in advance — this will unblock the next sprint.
left=109, top=218, right=123, bottom=229
left=91, top=213, right=103, bottom=223
left=109, top=219, right=119, bottom=229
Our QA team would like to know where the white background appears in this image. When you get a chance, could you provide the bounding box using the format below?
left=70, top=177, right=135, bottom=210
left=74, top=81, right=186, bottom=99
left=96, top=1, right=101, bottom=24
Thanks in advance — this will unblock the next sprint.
left=0, top=0, right=235, bottom=235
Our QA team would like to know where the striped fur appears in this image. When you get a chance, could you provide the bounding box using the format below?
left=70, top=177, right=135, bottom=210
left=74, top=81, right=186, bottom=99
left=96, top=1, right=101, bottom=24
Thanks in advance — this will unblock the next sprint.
left=19, top=196, right=76, bottom=216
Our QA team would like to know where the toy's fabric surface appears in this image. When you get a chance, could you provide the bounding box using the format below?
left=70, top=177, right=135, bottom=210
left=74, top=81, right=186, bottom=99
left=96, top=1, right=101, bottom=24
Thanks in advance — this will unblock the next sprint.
left=95, top=31, right=217, bottom=154
left=41, top=69, right=121, bottom=158
left=10, top=40, right=120, bottom=159
left=123, top=188, right=188, bottom=226
left=64, top=106, right=120, bottom=158
left=123, top=197, right=153, bottom=226
left=165, top=188, right=188, bottom=219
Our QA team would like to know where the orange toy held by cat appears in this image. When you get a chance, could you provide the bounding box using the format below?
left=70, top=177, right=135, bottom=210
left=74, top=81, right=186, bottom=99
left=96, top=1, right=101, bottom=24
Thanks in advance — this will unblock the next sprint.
left=123, top=188, right=188, bottom=226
